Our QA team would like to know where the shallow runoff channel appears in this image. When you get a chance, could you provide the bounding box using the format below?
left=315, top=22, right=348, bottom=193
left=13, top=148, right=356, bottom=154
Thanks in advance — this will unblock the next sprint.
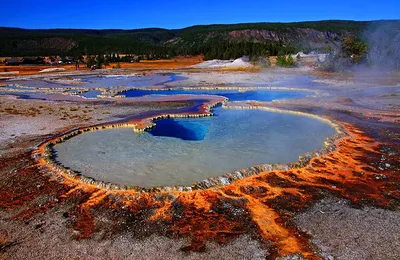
left=53, top=88, right=336, bottom=188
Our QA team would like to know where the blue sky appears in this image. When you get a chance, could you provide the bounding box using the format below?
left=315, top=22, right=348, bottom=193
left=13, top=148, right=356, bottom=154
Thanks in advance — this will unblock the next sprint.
left=1, top=0, right=399, bottom=29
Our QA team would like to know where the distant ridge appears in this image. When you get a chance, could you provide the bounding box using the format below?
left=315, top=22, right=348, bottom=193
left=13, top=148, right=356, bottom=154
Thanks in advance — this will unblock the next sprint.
left=0, top=20, right=397, bottom=57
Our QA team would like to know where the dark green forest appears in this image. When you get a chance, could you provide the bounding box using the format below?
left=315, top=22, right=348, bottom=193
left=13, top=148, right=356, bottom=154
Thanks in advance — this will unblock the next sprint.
left=0, top=20, right=390, bottom=60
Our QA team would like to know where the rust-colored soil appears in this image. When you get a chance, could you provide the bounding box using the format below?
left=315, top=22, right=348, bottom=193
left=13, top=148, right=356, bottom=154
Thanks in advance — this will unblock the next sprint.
left=0, top=57, right=203, bottom=75
left=109, top=57, right=203, bottom=69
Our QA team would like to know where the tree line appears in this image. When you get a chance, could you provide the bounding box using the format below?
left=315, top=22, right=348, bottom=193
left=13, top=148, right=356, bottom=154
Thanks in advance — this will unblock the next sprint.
left=180, top=41, right=297, bottom=60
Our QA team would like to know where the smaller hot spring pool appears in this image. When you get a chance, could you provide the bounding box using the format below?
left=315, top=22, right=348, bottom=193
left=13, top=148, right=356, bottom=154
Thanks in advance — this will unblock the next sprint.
left=53, top=107, right=336, bottom=188
left=124, top=89, right=308, bottom=102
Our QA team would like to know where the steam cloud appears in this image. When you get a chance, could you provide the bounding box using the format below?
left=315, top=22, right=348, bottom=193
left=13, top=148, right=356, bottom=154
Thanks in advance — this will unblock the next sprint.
left=364, top=21, right=400, bottom=70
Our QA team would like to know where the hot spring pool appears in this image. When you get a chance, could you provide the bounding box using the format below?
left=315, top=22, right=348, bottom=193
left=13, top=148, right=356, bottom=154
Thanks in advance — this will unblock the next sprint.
left=124, top=88, right=308, bottom=101
left=53, top=106, right=336, bottom=188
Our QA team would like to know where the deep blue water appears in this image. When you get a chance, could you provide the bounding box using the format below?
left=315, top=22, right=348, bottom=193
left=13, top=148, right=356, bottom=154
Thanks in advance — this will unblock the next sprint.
left=149, top=117, right=210, bottom=140
left=124, top=88, right=308, bottom=101
left=143, top=89, right=309, bottom=141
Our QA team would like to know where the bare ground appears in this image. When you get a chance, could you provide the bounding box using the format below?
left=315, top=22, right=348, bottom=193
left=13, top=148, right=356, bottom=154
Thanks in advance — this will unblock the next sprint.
left=295, top=197, right=400, bottom=260
left=1, top=210, right=265, bottom=260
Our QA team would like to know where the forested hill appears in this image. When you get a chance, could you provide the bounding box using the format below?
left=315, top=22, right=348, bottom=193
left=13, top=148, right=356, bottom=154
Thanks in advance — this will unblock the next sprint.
left=0, top=20, right=388, bottom=59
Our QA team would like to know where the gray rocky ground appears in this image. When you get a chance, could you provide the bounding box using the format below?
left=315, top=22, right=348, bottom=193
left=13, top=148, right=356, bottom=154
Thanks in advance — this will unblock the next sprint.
left=295, top=198, right=400, bottom=260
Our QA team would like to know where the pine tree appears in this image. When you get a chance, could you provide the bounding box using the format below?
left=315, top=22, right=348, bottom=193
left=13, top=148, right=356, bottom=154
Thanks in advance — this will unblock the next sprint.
left=286, top=54, right=295, bottom=66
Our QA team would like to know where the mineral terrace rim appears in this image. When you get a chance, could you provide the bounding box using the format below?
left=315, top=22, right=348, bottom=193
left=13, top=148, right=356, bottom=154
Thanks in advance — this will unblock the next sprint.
left=33, top=100, right=348, bottom=193
left=2, top=83, right=317, bottom=100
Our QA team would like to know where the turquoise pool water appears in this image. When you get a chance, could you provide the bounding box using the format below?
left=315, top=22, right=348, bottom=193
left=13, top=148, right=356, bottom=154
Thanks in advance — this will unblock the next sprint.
left=54, top=106, right=336, bottom=187
left=124, top=88, right=308, bottom=101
